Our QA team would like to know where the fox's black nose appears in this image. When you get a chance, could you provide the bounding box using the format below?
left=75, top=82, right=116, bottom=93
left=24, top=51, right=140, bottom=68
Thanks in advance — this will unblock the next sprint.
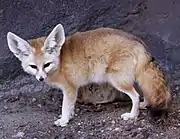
left=39, top=77, right=44, bottom=81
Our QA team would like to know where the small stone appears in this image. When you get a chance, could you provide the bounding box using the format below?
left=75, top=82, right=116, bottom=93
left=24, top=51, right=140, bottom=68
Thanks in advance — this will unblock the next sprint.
left=12, top=131, right=25, bottom=138
left=4, top=106, right=8, bottom=110
left=114, top=127, right=120, bottom=131
left=37, top=104, right=42, bottom=108
left=78, top=131, right=81, bottom=134
left=76, top=108, right=80, bottom=112
left=138, top=127, right=142, bottom=131
left=173, top=127, right=177, bottom=130
left=175, top=86, right=179, bottom=90
left=111, top=120, right=115, bottom=124
left=78, top=123, right=81, bottom=125
left=108, top=128, right=112, bottom=131
left=160, top=133, right=164, bottom=136
left=32, top=98, right=36, bottom=102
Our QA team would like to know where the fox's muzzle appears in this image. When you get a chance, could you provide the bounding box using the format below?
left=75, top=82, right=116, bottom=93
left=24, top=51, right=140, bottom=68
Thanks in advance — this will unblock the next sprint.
left=39, top=76, right=44, bottom=81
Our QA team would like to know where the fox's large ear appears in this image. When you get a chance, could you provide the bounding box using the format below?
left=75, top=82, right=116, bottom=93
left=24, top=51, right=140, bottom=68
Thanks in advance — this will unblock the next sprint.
left=44, top=24, right=65, bottom=54
left=7, top=32, right=32, bottom=61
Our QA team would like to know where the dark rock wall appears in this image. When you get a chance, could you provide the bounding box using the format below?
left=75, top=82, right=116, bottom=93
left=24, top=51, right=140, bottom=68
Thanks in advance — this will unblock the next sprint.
left=0, top=0, right=180, bottom=99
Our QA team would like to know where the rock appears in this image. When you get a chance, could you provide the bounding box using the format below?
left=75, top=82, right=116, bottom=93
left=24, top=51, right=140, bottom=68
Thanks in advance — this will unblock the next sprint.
left=111, top=120, right=115, bottom=124
left=3, top=106, right=8, bottom=110
left=37, top=104, right=42, bottom=108
left=12, top=131, right=25, bottom=138
left=114, top=127, right=120, bottom=131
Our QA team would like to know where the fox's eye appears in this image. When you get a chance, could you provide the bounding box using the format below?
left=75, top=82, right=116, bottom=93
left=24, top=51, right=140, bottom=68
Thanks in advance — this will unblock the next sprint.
left=29, top=65, right=37, bottom=69
left=44, top=62, right=52, bottom=68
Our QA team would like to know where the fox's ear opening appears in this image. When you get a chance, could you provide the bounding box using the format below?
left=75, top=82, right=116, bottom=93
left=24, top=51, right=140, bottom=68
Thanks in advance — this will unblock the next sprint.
left=44, top=24, right=65, bottom=53
left=7, top=32, right=32, bottom=61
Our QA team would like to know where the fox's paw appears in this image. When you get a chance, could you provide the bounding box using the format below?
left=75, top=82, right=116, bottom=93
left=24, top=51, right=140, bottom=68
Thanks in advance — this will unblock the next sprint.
left=140, top=102, right=147, bottom=109
left=121, top=112, right=138, bottom=121
left=54, top=118, right=69, bottom=127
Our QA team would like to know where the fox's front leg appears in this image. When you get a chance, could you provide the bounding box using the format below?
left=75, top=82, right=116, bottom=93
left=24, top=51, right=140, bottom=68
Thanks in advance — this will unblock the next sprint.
left=54, top=85, right=77, bottom=127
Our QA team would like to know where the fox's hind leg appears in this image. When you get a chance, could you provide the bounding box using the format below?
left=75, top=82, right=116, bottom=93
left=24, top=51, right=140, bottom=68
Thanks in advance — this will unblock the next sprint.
left=108, top=75, right=140, bottom=121
left=107, top=52, right=140, bottom=120
left=118, top=87, right=140, bottom=120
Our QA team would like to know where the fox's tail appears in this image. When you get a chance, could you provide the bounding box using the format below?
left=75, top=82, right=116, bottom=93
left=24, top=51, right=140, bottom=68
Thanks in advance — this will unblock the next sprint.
left=136, top=57, right=172, bottom=114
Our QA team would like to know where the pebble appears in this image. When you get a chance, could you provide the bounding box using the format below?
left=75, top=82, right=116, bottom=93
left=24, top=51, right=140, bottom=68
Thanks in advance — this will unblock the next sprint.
left=32, top=98, right=36, bottom=102
left=172, top=127, right=177, bottom=130
left=4, top=106, right=8, bottom=110
left=111, top=120, right=115, bottom=124
left=160, top=133, right=164, bottom=136
left=108, top=128, right=112, bottom=131
left=114, top=127, right=120, bottom=131
left=138, top=127, right=142, bottom=131
left=12, top=131, right=25, bottom=138
left=37, top=104, right=42, bottom=108
left=78, top=131, right=81, bottom=134
left=175, top=86, right=179, bottom=90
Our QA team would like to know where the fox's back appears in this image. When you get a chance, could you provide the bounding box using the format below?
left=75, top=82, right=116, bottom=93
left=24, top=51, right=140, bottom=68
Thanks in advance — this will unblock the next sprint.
left=59, top=28, right=149, bottom=85
left=62, top=28, right=145, bottom=60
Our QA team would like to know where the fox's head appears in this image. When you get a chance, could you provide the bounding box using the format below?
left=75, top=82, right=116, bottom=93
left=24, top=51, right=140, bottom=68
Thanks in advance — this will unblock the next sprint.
left=7, top=24, right=65, bottom=81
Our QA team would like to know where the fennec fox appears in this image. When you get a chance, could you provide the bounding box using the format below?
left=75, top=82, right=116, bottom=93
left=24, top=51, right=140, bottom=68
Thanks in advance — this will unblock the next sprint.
left=7, top=24, right=172, bottom=127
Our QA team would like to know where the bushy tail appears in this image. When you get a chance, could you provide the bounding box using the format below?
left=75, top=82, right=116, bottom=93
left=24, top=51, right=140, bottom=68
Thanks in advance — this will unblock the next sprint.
left=136, top=58, right=172, bottom=113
